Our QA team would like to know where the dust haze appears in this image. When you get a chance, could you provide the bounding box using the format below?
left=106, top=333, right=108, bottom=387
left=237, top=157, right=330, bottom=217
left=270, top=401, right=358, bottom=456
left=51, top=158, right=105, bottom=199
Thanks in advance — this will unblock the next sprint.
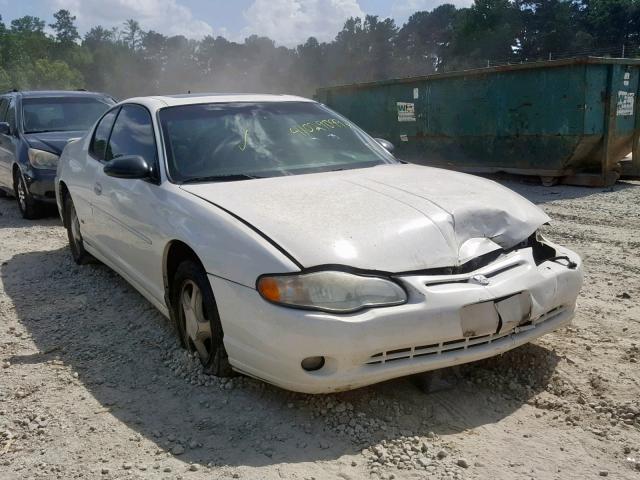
left=5, top=2, right=636, bottom=99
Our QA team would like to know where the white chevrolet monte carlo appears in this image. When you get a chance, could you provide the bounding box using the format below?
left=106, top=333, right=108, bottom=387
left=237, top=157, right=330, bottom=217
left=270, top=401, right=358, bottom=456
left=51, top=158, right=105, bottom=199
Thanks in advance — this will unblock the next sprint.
left=55, top=94, right=583, bottom=394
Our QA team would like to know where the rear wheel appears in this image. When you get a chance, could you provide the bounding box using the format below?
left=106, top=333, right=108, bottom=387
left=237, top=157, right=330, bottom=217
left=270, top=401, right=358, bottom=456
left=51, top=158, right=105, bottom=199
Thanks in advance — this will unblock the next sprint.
left=64, top=194, right=94, bottom=265
left=171, top=260, right=233, bottom=377
left=14, top=171, right=43, bottom=219
left=540, top=176, right=559, bottom=187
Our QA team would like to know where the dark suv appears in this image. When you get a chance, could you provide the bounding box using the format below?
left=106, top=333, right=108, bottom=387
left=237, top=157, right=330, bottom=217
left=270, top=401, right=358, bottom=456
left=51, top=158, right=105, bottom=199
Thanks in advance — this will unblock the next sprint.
left=0, top=90, right=115, bottom=218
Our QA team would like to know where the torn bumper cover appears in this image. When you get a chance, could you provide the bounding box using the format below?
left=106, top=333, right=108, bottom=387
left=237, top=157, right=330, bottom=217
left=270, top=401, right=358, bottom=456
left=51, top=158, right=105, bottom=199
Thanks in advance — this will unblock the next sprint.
left=211, top=239, right=583, bottom=394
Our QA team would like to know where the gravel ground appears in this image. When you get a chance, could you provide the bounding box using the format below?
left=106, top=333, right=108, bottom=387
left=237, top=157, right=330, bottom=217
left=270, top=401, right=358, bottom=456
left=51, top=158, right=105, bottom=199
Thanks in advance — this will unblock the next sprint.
left=0, top=177, right=639, bottom=480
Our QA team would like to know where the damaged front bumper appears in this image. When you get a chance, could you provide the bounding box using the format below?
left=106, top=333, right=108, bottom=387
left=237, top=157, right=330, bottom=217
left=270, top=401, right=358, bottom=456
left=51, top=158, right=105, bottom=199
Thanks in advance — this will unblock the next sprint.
left=210, top=242, right=583, bottom=394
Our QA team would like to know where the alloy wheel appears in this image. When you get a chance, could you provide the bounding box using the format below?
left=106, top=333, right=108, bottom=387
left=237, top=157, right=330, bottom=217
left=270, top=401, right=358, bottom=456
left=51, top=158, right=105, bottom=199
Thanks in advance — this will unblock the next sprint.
left=69, top=203, right=83, bottom=253
left=180, top=280, right=213, bottom=363
left=17, top=176, right=27, bottom=212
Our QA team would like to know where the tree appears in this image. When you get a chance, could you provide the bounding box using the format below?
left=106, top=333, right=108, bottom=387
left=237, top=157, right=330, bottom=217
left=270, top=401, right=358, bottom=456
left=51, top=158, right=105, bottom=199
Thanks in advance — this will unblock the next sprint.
left=0, top=67, right=11, bottom=92
left=396, top=4, right=460, bottom=74
left=450, top=0, right=521, bottom=68
left=5, top=16, right=50, bottom=66
left=123, top=19, right=143, bottom=50
left=28, top=58, right=83, bottom=89
left=330, top=15, right=399, bottom=84
left=513, top=0, right=592, bottom=59
left=50, top=9, right=79, bottom=44
left=10, top=16, right=45, bottom=34
left=295, top=37, right=328, bottom=89
left=585, top=0, right=640, bottom=47
left=84, top=26, right=116, bottom=48
left=0, top=2, right=635, bottom=99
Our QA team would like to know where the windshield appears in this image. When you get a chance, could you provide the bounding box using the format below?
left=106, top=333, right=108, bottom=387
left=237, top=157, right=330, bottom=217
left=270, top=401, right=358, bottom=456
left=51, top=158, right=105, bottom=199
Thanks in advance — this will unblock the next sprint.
left=22, top=97, right=114, bottom=134
left=159, top=101, right=397, bottom=182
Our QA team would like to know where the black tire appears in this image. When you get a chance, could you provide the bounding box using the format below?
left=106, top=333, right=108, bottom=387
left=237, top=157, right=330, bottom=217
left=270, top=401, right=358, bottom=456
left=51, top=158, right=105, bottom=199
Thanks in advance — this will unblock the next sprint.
left=14, top=171, right=43, bottom=219
left=540, top=176, right=559, bottom=187
left=171, top=260, right=234, bottom=377
left=63, top=194, right=95, bottom=265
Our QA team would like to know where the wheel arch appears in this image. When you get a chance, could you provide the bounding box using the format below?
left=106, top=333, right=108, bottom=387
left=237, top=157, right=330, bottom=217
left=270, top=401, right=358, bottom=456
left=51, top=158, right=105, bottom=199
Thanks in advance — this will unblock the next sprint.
left=11, top=162, right=21, bottom=183
left=162, top=239, right=207, bottom=309
left=58, top=180, right=71, bottom=227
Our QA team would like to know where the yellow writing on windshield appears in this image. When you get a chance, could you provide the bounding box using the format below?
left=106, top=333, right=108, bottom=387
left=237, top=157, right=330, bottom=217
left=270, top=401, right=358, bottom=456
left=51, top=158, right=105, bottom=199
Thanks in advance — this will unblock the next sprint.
left=290, top=118, right=349, bottom=136
left=238, top=128, right=249, bottom=151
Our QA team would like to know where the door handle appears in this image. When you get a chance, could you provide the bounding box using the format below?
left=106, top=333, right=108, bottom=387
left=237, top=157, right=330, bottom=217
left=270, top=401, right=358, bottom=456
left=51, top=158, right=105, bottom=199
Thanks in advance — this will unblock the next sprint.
left=94, top=183, right=102, bottom=195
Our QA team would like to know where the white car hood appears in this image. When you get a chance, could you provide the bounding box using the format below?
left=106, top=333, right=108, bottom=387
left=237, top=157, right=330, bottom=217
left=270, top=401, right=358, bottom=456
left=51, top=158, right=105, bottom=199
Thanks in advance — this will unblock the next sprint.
left=181, top=164, right=550, bottom=272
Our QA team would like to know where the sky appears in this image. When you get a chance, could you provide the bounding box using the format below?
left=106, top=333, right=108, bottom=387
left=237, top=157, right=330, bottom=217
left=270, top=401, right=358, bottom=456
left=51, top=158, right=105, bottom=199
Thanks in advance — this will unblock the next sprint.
left=0, top=0, right=473, bottom=46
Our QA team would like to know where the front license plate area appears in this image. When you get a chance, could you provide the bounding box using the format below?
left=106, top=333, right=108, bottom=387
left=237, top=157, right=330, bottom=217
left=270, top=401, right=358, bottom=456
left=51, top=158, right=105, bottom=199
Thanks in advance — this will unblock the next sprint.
left=495, top=292, right=532, bottom=333
left=460, top=302, right=499, bottom=338
left=460, top=292, right=532, bottom=337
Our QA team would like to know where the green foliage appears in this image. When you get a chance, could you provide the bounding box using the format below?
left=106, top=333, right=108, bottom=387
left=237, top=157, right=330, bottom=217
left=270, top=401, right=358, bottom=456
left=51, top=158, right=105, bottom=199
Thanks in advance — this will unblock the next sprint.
left=29, top=59, right=83, bottom=89
left=395, top=5, right=460, bottom=74
left=50, top=9, right=79, bottom=45
left=0, top=67, right=11, bottom=92
left=122, top=19, right=143, bottom=50
left=10, top=16, right=45, bottom=34
left=0, top=2, right=637, bottom=96
left=0, top=12, right=85, bottom=91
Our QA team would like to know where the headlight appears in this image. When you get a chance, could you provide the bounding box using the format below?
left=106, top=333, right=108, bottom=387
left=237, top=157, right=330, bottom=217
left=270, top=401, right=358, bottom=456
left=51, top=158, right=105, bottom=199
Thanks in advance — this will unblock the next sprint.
left=257, top=270, right=407, bottom=313
left=28, top=148, right=59, bottom=169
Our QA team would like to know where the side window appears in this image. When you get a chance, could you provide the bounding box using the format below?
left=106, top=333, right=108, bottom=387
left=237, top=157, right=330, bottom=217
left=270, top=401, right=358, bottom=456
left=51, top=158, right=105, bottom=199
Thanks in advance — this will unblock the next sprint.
left=6, top=98, right=16, bottom=133
left=90, top=108, right=119, bottom=161
left=0, top=99, right=9, bottom=122
left=107, top=105, right=157, bottom=169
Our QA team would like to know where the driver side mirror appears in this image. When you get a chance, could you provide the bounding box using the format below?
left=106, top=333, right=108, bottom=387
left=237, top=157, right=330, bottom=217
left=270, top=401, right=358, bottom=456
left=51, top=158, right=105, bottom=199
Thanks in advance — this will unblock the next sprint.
left=103, top=155, right=151, bottom=179
left=0, top=122, right=11, bottom=136
left=375, top=138, right=395, bottom=153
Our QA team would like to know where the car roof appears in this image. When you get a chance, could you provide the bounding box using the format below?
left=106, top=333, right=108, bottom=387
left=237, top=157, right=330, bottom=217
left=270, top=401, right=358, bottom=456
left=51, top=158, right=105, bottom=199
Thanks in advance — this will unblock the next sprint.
left=4, top=90, right=112, bottom=99
left=122, top=93, right=315, bottom=110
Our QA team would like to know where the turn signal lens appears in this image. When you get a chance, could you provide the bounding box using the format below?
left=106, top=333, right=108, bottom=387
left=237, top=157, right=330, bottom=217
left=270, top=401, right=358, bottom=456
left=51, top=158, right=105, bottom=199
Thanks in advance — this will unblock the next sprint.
left=257, top=276, right=281, bottom=302
left=257, top=271, right=407, bottom=313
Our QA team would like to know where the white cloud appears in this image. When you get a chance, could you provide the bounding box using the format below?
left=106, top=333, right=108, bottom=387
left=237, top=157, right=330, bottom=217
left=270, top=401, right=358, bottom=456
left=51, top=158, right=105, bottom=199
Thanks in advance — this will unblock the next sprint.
left=242, top=0, right=364, bottom=46
left=49, top=0, right=214, bottom=38
left=391, top=0, right=473, bottom=21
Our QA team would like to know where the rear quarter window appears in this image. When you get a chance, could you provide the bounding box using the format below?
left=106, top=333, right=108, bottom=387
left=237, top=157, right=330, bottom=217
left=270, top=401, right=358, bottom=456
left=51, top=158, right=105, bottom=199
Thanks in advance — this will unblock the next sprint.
left=90, top=108, right=119, bottom=161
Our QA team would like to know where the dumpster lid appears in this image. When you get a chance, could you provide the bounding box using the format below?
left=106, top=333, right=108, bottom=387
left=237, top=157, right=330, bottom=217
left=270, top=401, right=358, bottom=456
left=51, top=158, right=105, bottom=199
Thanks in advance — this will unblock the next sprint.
left=317, top=56, right=640, bottom=92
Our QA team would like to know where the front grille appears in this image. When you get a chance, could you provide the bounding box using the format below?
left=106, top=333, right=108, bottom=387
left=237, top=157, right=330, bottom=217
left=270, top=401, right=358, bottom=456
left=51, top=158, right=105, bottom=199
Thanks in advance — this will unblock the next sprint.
left=365, top=306, right=566, bottom=366
left=402, top=233, right=557, bottom=278
left=423, top=260, right=522, bottom=287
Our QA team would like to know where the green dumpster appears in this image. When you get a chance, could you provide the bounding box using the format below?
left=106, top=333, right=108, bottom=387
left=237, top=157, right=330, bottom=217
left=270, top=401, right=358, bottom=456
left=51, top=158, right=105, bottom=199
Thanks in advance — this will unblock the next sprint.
left=316, top=57, right=640, bottom=186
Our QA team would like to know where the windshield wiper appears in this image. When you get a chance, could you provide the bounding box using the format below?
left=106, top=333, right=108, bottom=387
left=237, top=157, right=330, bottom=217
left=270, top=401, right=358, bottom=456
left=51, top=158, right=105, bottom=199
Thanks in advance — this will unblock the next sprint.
left=327, top=162, right=381, bottom=173
left=181, top=174, right=261, bottom=184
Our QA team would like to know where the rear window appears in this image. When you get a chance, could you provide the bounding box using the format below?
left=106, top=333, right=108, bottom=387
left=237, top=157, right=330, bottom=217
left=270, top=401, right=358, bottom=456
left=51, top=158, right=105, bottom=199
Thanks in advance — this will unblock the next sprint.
left=22, top=96, right=115, bottom=134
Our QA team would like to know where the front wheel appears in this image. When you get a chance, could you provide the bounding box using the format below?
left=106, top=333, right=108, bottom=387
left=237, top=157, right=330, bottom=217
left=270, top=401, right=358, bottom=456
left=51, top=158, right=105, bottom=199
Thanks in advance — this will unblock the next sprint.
left=14, top=172, right=43, bottom=219
left=171, top=260, right=234, bottom=377
left=64, top=194, right=94, bottom=265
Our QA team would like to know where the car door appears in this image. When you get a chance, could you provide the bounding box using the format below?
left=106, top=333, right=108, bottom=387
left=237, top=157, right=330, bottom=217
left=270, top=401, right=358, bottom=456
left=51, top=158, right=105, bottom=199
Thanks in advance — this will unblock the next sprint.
left=0, top=97, right=15, bottom=189
left=74, top=106, right=120, bottom=245
left=91, top=103, right=165, bottom=302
